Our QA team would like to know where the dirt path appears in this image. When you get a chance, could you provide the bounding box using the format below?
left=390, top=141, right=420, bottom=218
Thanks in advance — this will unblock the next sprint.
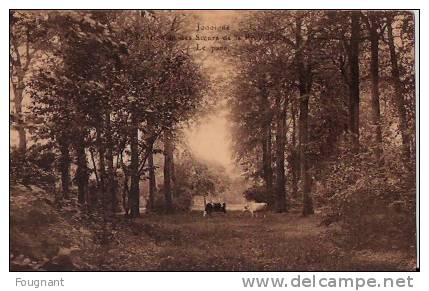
left=96, top=211, right=415, bottom=271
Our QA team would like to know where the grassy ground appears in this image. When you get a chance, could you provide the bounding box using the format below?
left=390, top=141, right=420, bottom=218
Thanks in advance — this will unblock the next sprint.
left=11, top=185, right=416, bottom=271
left=95, top=210, right=416, bottom=271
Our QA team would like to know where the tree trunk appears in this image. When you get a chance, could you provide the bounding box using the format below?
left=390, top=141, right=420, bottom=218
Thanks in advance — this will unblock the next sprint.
left=58, top=136, right=70, bottom=200
left=97, top=126, right=109, bottom=244
left=266, top=126, right=273, bottom=193
left=97, top=130, right=106, bottom=196
left=163, top=129, right=174, bottom=213
left=105, top=112, right=117, bottom=213
left=129, top=113, right=140, bottom=218
left=261, top=137, right=268, bottom=187
left=13, top=76, right=27, bottom=152
left=290, top=101, right=299, bottom=199
left=75, top=134, right=88, bottom=205
left=171, top=150, right=176, bottom=194
left=296, top=15, right=314, bottom=216
left=260, top=86, right=273, bottom=197
left=299, top=97, right=314, bottom=216
left=349, top=12, right=361, bottom=153
left=148, top=143, right=157, bottom=211
left=122, top=169, right=130, bottom=216
left=369, top=15, right=383, bottom=160
left=387, top=15, right=411, bottom=162
left=275, top=97, right=287, bottom=212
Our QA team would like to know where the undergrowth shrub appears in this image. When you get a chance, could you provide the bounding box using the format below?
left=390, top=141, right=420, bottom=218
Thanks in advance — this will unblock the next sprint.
left=243, top=185, right=275, bottom=207
left=10, top=144, right=56, bottom=188
left=153, top=185, right=194, bottom=212
left=320, top=149, right=415, bottom=248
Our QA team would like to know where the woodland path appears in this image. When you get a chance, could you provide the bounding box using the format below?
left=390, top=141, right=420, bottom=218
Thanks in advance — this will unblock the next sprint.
left=95, top=210, right=415, bottom=271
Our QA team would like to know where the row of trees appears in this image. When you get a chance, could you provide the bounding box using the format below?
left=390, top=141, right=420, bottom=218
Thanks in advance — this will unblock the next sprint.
left=168, top=146, right=232, bottom=209
left=227, top=11, right=415, bottom=215
left=10, top=11, right=210, bottom=217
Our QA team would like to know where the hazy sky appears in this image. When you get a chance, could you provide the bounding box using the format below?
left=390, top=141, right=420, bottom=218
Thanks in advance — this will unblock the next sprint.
left=183, top=11, right=242, bottom=173
left=185, top=110, right=234, bottom=171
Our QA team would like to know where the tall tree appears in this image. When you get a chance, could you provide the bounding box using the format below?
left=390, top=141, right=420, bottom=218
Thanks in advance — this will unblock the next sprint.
left=386, top=14, right=411, bottom=161
left=147, top=143, right=157, bottom=210
left=365, top=13, right=383, bottom=160
left=58, top=136, right=71, bottom=199
left=348, top=12, right=361, bottom=153
left=75, top=134, right=88, bottom=204
left=163, top=129, right=174, bottom=213
left=10, top=12, right=37, bottom=152
left=274, top=95, right=287, bottom=212
left=260, top=83, right=274, bottom=197
left=289, top=101, right=299, bottom=199
left=295, top=14, right=314, bottom=216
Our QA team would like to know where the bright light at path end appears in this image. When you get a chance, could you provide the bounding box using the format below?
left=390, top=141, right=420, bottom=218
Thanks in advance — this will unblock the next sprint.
left=185, top=110, right=234, bottom=171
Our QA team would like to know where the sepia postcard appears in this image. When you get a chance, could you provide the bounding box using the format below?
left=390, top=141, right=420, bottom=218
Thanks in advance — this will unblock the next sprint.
left=10, top=9, right=417, bottom=274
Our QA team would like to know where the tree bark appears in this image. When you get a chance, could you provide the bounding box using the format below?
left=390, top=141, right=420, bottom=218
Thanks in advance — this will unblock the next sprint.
left=10, top=23, right=35, bottom=153
left=296, top=15, right=314, bottom=216
left=266, top=125, right=273, bottom=192
left=75, top=134, right=88, bottom=205
left=163, top=129, right=174, bottom=213
left=129, top=113, right=140, bottom=218
left=349, top=12, right=361, bottom=153
left=290, top=101, right=299, bottom=199
left=275, top=97, right=287, bottom=212
left=171, top=150, right=176, bottom=193
left=299, top=97, right=314, bottom=216
left=260, top=85, right=273, bottom=197
left=105, top=112, right=117, bottom=213
left=13, top=75, right=27, bottom=152
left=387, top=15, right=411, bottom=162
left=96, top=126, right=109, bottom=244
left=97, top=130, right=106, bottom=197
left=148, top=143, right=157, bottom=211
left=122, top=166, right=130, bottom=216
left=369, top=15, right=383, bottom=160
left=58, top=136, right=70, bottom=200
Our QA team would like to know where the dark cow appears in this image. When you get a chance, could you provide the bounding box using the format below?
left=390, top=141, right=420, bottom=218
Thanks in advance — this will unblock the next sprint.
left=203, top=202, right=226, bottom=217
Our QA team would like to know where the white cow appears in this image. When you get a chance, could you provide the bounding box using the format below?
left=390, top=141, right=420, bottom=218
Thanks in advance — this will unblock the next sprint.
left=243, top=201, right=267, bottom=217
